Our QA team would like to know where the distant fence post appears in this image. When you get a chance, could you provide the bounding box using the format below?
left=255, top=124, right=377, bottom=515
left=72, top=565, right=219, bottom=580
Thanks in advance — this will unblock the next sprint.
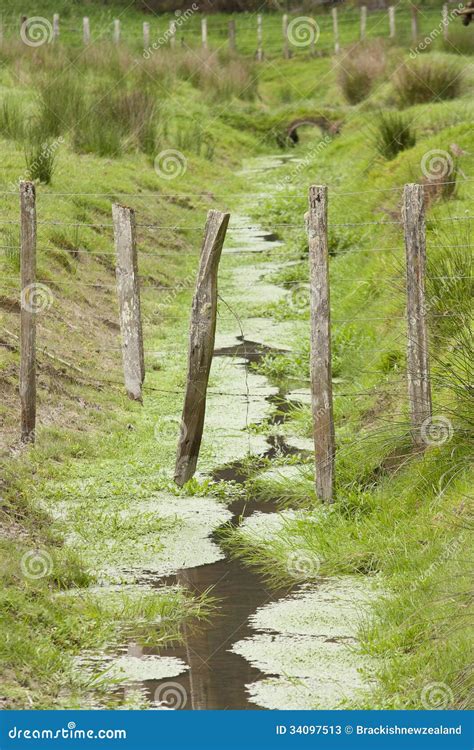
left=402, top=184, right=432, bottom=445
left=143, top=21, right=150, bottom=48
left=282, top=13, right=290, bottom=59
left=360, top=5, right=367, bottom=40
left=388, top=6, right=396, bottom=39
left=169, top=20, right=176, bottom=48
left=83, top=16, right=90, bottom=44
left=332, top=8, right=340, bottom=54
left=256, top=13, right=263, bottom=61
left=52, top=13, right=59, bottom=40
left=201, top=16, right=208, bottom=49
left=175, top=210, right=230, bottom=487
left=411, top=5, right=419, bottom=42
left=228, top=19, right=236, bottom=51
left=307, top=185, right=335, bottom=504
left=442, top=4, right=449, bottom=40
left=19, top=181, right=37, bottom=444
left=112, top=204, right=145, bottom=403
left=113, top=18, right=120, bottom=44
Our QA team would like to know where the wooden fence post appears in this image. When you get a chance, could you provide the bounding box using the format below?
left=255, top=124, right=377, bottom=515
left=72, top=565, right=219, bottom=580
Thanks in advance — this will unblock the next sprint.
left=169, top=20, right=176, bottom=48
left=388, top=6, right=396, bottom=39
left=19, top=181, right=37, bottom=443
left=282, top=13, right=290, bottom=59
left=53, top=13, right=59, bottom=40
left=112, top=204, right=145, bottom=402
left=332, top=8, right=340, bottom=54
left=402, top=184, right=432, bottom=445
left=442, top=4, right=449, bottom=40
left=201, top=16, right=208, bottom=49
left=113, top=18, right=120, bottom=44
left=360, top=5, right=367, bottom=40
left=411, top=5, right=419, bottom=42
left=307, top=186, right=335, bottom=504
left=83, top=17, right=90, bottom=44
left=143, top=21, right=150, bottom=48
left=256, top=13, right=263, bottom=61
left=175, top=210, right=230, bottom=486
left=228, top=19, right=236, bottom=51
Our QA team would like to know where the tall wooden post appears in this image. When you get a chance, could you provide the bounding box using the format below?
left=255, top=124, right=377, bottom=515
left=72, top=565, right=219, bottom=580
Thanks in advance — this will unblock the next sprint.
left=282, top=14, right=290, bottom=59
left=360, top=6, right=367, bottom=40
left=402, top=184, right=432, bottom=444
left=307, top=186, right=335, bottom=504
left=20, top=181, right=37, bottom=443
left=332, top=8, right=340, bottom=54
left=256, top=14, right=263, bottom=61
left=175, top=210, right=230, bottom=487
left=83, top=17, right=90, bottom=44
left=113, top=18, right=120, bottom=44
left=442, top=4, right=449, bottom=41
left=388, top=6, right=396, bottom=39
left=228, top=19, right=236, bottom=51
left=201, top=17, right=208, bottom=49
left=169, top=20, right=176, bottom=48
left=411, top=5, right=419, bottom=42
left=52, top=13, right=59, bottom=40
left=112, top=204, right=145, bottom=403
left=143, top=21, right=150, bottom=48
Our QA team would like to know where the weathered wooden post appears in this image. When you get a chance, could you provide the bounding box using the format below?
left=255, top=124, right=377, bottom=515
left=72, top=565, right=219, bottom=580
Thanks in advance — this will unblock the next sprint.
left=113, top=18, right=120, bottom=44
left=256, top=13, right=263, bottom=61
left=282, top=14, right=290, bottom=59
left=143, top=21, right=150, bottom=48
left=360, top=6, right=367, bottom=40
left=442, top=4, right=449, bottom=41
left=83, top=17, right=90, bottom=45
left=112, top=204, right=145, bottom=402
left=332, top=7, right=340, bottom=54
left=52, top=13, right=59, bottom=40
left=307, top=186, right=335, bottom=504
left=201, top=16, right=208, bottom=49
left=228, top=19, right=236, bottom=51
left=175, top=210, right=230, bottom=486
left=402, top=184, right=432, bottom=445
left=388, top=6, right=396, bottom=39
left=169, top=20, right=176, bottom=48
left=19, top=181, right=37, bottom=443
left=411, top=5, right=419, bottom=42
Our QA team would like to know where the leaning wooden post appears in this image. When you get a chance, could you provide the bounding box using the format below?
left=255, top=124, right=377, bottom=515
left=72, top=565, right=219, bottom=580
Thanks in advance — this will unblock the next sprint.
left=256, top=14, right=263, bottom=61
left=360, top=6, right=367, bottom=40
left=112, top=204, right=145, bottom=402
left=402, top=184, right=432, bottom=445
left=83, top=17, right=90, bottom=44
left=19, top=181, right=37, bottom=443
left=113, top=18, right=120, bottom=44
left=228, top=19, right=236, bottom=51
left=411, top=5, right=419, bottom=43
left=332, top=8, right=340, bottom=54
left=388, top=6, right=396, bottom=39
left=282, top=14, right=290, bottom=59
left=201, top=16, right=208, bottom=49
left=175, top=210, right=230, bottom=486
left=143, top=21, right=150, bottom=48
left=52, top=13, right=59, bottom=40
left=307, top=186, right=335, bottom=504
left=442, top=4, right=449, bottom=41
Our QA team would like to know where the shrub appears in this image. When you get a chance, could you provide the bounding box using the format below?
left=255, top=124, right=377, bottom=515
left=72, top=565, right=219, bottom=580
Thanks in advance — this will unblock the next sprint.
left=392, top=57, right=463, bottom=106
left=371, top=111, right=416, bottom=160
left=337, top=41, right=386, bottom=104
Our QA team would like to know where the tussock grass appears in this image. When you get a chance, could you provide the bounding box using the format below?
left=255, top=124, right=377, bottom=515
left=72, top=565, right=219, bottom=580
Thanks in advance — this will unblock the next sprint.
left=393, top=56, right=464, bottom=105
left=337, top=41, right=386, bottom=104
left=371, top=111, right=416, bottom=160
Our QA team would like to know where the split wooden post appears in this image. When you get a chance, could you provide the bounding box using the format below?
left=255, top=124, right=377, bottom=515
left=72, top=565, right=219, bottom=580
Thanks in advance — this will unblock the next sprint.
left=143, top=21, right=150, bottom=48
left=388, top=6, right=396, bottom=39
left=332, top=8, right=340, bottom=54
left=52, top=13, right=59, bottom=40
left=19, top=181, right=37, bottom=444
left=113, top=18, right=120, bottom=44
left=442, top=4, right=449, bottom=40
left=256, top=13, right=263, bottom=61
left=307, top=186, right=335, bottom=504
left=228, top=19, right=236, bottom=51
left=169, top=20, right=176, bottom=48
left=112, top=204, right=145, bottom=403
left=83, top=17, right=90, bottom=44
left=360, top=5, right=367, bottom=40
left=201, top=16, right=208, bottom=49
left=411, top=5, right=419, bottom=42
left=282, top=14, right=290, bottom=59
left=402, top=184, right=432, bottom=445
left=174, top=210, right=230, bottom=487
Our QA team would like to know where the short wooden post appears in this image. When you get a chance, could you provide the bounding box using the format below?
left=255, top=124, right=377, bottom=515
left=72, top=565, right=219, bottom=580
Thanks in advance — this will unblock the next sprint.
left=112, top=204, right=145, bottom=403
left=360, top=6, right=367, bottom=40
left=282, top=14, right=290, bottom=59
left=83, top=17, right=90, bottom=44
left=411, top=5, right=419, bottom=42
left=169, top=20, right=176, bottom=48
left=52, top=13, right=59, bottom=40
left=307, top=186, right=335, bottom=504
left=201, top=16, right=208, bottom=49
left=228, top=19, right=236, bottom=51
left=143, top=21, right=150, bottom=47
left=19, top=181, right=37, bottom=444
left=388, top=6, right=396, bottom=38
left=256, top=13, right=263, bottom=61
left=175, top=210, right=230, bottom=486
left=113, top=18, right=120, bottom=44
left=402, top=184, right=432, bottom=444
left=332, top=8, right=340, bottom=54
left=442, top=4, right=449, bottom=40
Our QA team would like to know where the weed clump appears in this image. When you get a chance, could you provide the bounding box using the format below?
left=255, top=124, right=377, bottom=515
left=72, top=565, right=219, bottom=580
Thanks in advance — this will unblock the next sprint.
left=371, top=111, right=416, bottom=160
left=337, top=41, right=386, bottom=104
left=392, top=56, right=463, bottom=105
